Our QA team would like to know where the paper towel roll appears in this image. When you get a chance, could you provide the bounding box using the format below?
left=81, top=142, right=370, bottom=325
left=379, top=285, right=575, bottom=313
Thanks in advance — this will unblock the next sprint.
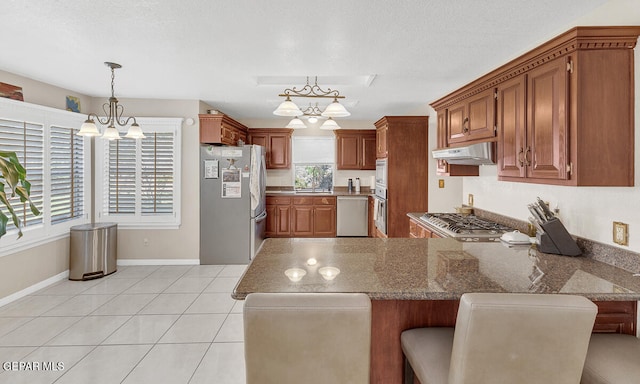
left=369, top=175, right=376, bottom=191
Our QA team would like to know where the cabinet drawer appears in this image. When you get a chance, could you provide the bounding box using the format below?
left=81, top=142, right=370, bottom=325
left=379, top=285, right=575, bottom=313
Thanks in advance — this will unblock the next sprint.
left=293, top=197, right=314, bottom=205
left=313, top=196, right=336, bottom=205
left=266, top=196, right=291, bottom=205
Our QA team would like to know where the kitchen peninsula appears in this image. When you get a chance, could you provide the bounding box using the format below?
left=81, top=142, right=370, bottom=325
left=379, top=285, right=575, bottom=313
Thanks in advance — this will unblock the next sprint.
left=234, top=237, right=640, bottom=384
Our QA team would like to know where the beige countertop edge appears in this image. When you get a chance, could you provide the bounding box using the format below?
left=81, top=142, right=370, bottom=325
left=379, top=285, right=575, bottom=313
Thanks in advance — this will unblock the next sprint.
left=232, top=291, right=640, bottom=301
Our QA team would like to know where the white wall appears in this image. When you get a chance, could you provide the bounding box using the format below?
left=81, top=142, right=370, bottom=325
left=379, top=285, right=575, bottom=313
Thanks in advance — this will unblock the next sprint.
left=463, top=1, right=640, bottom=252
left=108, top=98, right=201, bottom=261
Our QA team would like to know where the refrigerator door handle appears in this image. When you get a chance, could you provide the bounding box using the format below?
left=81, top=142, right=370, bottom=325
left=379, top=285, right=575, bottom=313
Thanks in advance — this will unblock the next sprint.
left=255, top=210, right=268, bottom=222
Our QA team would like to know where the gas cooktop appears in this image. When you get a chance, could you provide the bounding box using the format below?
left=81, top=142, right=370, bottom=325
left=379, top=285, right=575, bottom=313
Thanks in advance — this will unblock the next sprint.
left=419, top=213, right=515, bottom=241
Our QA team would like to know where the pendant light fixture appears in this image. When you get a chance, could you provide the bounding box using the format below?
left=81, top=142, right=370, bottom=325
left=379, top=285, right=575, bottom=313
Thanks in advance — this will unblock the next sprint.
left=273, top=77, right=350, bottom=126
left=77, top=62, right=145, bottom=140
left=319, top=117, right=341, bottom=130
left=286, top=117, right=307, bottom=129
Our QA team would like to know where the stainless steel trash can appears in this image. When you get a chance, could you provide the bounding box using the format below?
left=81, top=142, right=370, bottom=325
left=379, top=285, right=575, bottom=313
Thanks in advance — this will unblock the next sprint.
left=69, top=223, right=117, bottom=281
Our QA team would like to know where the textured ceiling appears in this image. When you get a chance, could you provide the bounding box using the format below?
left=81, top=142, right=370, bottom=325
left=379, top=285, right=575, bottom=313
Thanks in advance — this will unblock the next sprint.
left=0, top=0, right=612, bottom=121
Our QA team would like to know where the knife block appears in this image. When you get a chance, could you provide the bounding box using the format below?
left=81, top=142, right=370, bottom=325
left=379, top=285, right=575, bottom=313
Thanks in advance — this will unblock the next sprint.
left=536, top=218, right=581, bottom=256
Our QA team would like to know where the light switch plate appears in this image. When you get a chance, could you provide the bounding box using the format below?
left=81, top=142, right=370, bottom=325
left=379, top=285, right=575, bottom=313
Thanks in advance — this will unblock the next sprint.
left=613, top=221, right=628, bottom=246
left=438, top=179, right=445, bottom=188
left=468, top=194, right=474, bottom=206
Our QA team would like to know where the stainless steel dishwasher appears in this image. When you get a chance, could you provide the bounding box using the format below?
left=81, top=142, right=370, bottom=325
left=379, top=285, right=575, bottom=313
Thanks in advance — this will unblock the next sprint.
left=337, top=196, right=369, bottom=236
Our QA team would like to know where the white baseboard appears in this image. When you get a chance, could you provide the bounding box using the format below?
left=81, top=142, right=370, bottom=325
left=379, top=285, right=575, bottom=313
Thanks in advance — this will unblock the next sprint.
left=0, top=270, right=69, bottom=308
left=117, top=259, right=200, bottom=266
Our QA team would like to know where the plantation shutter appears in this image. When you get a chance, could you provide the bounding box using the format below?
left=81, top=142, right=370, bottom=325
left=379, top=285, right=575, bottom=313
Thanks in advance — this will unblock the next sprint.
left=107, top=138, right=137, bottom=215
left=0, top=118, right=44, bottom=229
left=141, top=132, right=174, bottom=215
left=50, top=125, right=84, bottom=224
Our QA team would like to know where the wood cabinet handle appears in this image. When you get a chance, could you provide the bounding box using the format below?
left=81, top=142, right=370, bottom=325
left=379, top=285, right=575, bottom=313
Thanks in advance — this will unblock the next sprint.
left=518, top=148, right=525, bottom=167
left=462, top=117, right=470, bottom=134
left=524, top=147, right=532, bottom=166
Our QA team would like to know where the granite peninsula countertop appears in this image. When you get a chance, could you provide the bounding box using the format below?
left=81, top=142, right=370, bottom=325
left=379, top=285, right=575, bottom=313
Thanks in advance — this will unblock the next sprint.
left=233, top=237, right=640, bottom=301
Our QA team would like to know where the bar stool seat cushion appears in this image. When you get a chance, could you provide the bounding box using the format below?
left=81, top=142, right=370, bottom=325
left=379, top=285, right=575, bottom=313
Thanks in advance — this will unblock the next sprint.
left=401, top=328, right=454, bottom=384
left=581, top=333, right=640, bottom=384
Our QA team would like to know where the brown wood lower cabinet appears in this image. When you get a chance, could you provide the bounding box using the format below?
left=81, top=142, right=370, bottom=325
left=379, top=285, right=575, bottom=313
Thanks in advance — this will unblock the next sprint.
left=370, top=299, right=636, bottom=384
left=265, top=197, right=291, bottom=237
left=267, top=195, right=336, bottom=238
left=409, top=217, right=442, bottom=238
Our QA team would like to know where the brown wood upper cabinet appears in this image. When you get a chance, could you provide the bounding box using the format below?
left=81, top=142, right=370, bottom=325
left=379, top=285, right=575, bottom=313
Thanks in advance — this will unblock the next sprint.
left=435, top=108, right=479, bottom=177
left=335, top=129, right=376, bottom=170
left=199, top=114, right=248, bottom=146
left=433, top=26, right=640, bottom=186
left=447, top=88, right=496, bottom=145
left=376, top=123, right=388, bottom=158
left=498, top=59, right=569, bottom=181
left=248, top=128, right=293, bottom=169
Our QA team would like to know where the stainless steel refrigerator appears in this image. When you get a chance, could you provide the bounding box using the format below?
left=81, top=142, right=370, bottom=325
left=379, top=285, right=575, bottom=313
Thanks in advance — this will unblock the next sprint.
left=200, top=145, right=267, bottom=264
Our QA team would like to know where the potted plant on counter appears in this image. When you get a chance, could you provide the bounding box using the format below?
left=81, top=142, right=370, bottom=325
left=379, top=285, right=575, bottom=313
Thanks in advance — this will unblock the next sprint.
left=0, top=151, right=40, bottom=239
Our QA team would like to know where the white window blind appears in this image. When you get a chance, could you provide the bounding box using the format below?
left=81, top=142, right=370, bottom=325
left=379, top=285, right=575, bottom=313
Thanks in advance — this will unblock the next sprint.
left=0, top=118, right=44, bottom=230
left=98, top=118, right=182, bottom=228
left=292, top=136, right=335, bottom=163
left=50, top=125, right=84, bottom=224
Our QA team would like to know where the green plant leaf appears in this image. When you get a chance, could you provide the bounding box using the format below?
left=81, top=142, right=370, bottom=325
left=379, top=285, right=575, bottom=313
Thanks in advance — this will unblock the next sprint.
left=0, top=188, right=22, bottom=238
left=0, top=211, right=8, bottom=238
left=14, top=185, right=40, bottom=216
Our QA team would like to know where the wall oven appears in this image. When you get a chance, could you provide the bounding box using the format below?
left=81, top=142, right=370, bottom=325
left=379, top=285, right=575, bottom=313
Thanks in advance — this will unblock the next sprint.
left=374, top=159, right=388, bottom=236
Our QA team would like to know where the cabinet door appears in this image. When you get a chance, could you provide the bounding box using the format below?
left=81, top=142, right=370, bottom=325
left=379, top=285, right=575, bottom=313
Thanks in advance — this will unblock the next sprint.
left=447, top=103, right=466, bottom=144
left=291, top=206, right=314, bottom=236
left=313, top=206, right=336, bottom=237
left=336, top=134, right=361, bottom=169
left=467, top=88, right=495, bottom=141
left=199, top=116, right=222, bottom=144
left=265, top=204, right=277, bottom=237
left=527, top=57, right=568, bottom=180
left=276, top=205, right=291, bottom=236
left=436, top=109, right=449, bottom=174
left=376, top=125, right=388, bottom=158
left=497, top=75, right=527, bottom=178
left=269, top=134, right=290, bottom=169
left=361, top=134, right=377, bottom=170
left=249, top=134, right=267, bottom=147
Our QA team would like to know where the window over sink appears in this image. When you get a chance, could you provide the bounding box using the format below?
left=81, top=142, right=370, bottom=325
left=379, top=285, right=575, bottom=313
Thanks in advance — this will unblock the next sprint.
left=292, top=136, right=334, bottom=192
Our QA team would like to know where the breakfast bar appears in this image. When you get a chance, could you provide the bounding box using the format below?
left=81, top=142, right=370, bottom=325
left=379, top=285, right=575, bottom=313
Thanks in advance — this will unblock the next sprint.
left=233, top=237, right=640, bottom=384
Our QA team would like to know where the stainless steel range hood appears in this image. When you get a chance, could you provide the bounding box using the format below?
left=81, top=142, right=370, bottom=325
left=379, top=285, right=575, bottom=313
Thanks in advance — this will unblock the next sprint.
left=432, top=142, right=495, bottom=165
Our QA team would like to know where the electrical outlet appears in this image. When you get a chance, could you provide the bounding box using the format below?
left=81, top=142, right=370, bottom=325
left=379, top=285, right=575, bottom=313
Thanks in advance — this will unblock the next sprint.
left=438, top=179, right=445, bottom=188
left=143, top=238, right=149, bottom=247
left=613, top=222, right=628, bottom=246
left=468, top=194, right=474, bottom=206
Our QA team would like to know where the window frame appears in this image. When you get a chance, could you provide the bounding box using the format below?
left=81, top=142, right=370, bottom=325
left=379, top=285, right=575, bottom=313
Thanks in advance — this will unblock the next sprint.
left=0, top=98, right=91, bottom=256
left=291, top=135, right=336, bottom=190
left=94, top=117, right=182, bottom=229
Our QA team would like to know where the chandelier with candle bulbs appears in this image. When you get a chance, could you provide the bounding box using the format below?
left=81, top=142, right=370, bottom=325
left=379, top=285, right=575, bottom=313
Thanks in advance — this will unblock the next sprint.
left=76, top=62, right=144, bottom=140
left=273, top=77, right=350, bottom=130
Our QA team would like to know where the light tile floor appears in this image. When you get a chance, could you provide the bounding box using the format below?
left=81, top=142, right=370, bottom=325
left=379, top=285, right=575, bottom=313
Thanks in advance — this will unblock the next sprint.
left=0, top=264, right=248, bottom=384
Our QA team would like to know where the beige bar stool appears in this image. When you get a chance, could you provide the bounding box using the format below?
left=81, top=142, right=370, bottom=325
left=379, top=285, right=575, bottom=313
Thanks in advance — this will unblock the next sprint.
left=581, top=333, right=640, bottom=384
left=243, top=292, right=371, bottom=384
left=401, top=293, right=597, bottom=384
